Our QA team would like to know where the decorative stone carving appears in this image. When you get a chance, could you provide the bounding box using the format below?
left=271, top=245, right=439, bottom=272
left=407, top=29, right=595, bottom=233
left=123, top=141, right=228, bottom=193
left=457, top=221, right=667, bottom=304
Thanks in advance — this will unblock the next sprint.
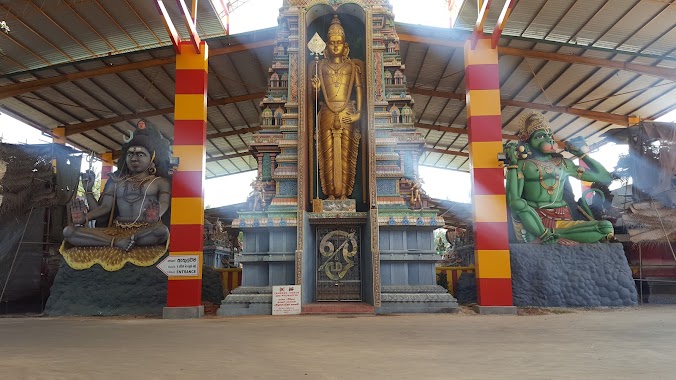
left=321, top=199, right=357, bottom=212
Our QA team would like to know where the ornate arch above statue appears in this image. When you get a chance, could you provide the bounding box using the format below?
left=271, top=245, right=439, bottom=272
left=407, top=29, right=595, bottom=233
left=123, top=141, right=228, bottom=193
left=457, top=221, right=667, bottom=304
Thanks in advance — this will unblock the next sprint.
left=305, top=3, right=366, bottom=27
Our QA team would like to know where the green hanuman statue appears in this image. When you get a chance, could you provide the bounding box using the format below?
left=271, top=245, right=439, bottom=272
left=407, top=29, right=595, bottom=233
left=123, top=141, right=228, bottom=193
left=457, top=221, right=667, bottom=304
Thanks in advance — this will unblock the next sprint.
left=504, top=113, right=614, bottom=245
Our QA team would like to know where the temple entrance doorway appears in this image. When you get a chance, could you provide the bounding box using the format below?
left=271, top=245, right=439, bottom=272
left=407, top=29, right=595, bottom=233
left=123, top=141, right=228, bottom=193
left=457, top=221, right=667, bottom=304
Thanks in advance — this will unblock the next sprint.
left=316, top=226, right=362, bottom=301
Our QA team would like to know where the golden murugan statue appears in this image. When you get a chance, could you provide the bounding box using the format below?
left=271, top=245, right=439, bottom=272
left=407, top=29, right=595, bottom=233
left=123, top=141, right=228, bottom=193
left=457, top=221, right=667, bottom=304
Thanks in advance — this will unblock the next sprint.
left=311, top=15, right=364, bottom=200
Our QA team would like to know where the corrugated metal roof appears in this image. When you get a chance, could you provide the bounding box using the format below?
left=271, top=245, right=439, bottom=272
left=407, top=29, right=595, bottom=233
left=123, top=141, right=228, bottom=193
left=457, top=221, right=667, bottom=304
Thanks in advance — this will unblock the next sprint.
left=457, top=0, right=676, bottom=59
left=0, top=0, right=227, bottom=74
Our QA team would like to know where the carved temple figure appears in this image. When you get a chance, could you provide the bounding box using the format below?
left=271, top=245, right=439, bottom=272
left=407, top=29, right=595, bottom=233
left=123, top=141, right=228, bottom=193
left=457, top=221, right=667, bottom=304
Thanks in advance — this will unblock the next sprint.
left=409, top=175, right=426, bottom=209
left=311, top=15, right=364, bottom=200
left=436, top=236, right=446, bottom=255
left=61, top=121, right=171, bottom=271
left=228, top=228, right=242, bottom=253
left=247, top=177, right=266, bottom=211
left=504, top=113, right=614, bottom=245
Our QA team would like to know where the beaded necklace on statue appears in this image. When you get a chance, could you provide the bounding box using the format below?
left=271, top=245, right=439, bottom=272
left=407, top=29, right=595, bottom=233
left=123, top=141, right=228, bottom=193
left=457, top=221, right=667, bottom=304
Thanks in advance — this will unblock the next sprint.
left=318, top=59, right=356, bottom=114
left=531, top=157, right=563, bottom=195
left=120, top=173, right=155, bottom=204
left=326, top=61, right=349, bottom=89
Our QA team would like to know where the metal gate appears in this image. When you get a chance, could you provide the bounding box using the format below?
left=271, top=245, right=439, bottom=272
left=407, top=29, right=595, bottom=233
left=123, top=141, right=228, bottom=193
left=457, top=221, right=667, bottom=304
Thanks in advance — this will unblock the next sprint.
left=316, top=227, right=361, bottom=301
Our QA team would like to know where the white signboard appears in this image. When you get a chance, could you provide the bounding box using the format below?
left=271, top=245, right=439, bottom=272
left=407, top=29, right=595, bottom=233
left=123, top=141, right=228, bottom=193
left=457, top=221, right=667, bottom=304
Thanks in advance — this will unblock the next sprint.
left=156, top=255, right=199, bottom=277
left=272, top=285, right=302, bottom=315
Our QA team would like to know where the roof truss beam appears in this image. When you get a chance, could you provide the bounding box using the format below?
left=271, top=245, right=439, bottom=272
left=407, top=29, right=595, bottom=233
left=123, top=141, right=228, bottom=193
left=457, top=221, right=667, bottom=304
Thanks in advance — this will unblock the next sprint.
left=6, top=31, right=670, bottom=105
left=208, top=126, right=260, bottom=139
left=155, top=0, right=183, bottom=53
left=410, top=87, right=631, bottom=127
left=470, top=0, right=492, bottom=49
left=415, top=122, right=518, bottom=140
left=64, top=92, right=264, bottom=136
left=424, top=147, right=469, bottom=157
left=397, top=34, right=676, bottom=83
left=205, top=151, right=250, bottom=162
left=176, top=0, right=202, bottom=51
left=203, top=143, right=470, bottom=166
left=491, top=0, right=518, bottom=49
left=0, top=28, right=672, bottom=103
left=0, top=40, right=275, bottom=100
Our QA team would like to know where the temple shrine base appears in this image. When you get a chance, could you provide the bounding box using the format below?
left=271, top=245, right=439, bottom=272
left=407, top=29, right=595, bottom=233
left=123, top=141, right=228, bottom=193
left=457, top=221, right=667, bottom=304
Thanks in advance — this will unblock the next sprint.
left=163, top=305, right=205, bottom=319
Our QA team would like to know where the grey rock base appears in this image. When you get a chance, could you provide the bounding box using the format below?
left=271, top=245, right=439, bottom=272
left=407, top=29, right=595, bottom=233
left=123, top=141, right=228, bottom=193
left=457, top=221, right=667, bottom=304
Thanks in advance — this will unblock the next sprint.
left=163, top=305, right=204, bottom=319
left=45, top=257, right=223, bottom=316
left=202, top=266, right=225, bottom=304
left=474, top=305, right=517, bottom=315
left=217, top=286, right=273, bottom=316
left=376, top=285, right=459, bottom=314
left=45, top=260, right=168, bottom=316
left=511, top=243, right=638, bottom=307
left=455, top=272, right=478, bottom=305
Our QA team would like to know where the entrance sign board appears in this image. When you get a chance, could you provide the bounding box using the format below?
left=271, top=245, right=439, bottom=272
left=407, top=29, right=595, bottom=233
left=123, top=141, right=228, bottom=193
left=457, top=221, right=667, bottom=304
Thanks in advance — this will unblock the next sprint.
left=156, top=255, right=199, bottom=276
left=272, top=285, right=302, bottom=315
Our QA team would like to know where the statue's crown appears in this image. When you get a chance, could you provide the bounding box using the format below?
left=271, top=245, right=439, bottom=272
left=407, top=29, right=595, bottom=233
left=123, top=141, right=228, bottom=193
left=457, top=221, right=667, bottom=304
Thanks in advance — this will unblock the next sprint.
left=327, top=15, right=345, bottom=39
left=518, top=112, right=550, bottom=142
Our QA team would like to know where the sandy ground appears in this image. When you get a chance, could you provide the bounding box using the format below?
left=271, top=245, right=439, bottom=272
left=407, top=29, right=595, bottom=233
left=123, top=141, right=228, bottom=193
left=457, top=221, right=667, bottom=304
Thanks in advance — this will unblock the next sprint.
left=1, top=306, right=675, bottom=379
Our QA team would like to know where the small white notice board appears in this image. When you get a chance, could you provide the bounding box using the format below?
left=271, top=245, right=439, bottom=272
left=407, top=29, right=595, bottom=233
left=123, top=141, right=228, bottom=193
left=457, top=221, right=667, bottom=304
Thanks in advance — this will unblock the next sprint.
left=156, top=255, right=199, bottom=277
left=272, top=285, right=302, bottom=315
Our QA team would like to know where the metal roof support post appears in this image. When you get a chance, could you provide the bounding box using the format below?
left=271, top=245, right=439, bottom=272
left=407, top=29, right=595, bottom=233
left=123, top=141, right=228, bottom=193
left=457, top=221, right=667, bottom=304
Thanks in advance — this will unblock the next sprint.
left=491, top=0, right=518, bottom=49
left=175, top=0, right=202, bottom=52
left=465, top=28, right=516, bottom=314
left=155, top=0, right=183, bottom=54
left=470, top=0, right=492, bottom=49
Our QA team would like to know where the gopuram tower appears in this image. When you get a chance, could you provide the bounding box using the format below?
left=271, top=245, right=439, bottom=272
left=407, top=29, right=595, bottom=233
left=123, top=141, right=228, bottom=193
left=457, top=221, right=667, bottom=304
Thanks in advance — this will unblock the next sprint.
left=219, top=0, right=458, bottom=315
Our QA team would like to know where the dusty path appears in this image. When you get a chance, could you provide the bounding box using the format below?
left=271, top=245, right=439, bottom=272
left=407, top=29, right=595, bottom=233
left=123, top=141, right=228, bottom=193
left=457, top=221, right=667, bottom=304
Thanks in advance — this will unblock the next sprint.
left=1, top=306, right=675, bottom=379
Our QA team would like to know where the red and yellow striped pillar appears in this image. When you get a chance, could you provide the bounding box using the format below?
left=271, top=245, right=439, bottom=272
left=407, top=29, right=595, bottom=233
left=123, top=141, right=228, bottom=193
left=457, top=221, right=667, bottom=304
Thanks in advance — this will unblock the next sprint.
left=100, top=152, right=114, bottom=195
left=52, top=127, right=66, bottom=145
left=51, top=127, right=66, bottom=173
left=166, top=40, right=208, bottom=316
left=465, top=38, right=513, bottom=309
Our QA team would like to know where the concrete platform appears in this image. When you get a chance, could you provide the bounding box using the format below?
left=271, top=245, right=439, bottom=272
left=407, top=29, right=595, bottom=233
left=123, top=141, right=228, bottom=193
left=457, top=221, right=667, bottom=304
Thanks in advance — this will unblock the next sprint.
left=2, top=306, right=676, bottom=379
left=474, top=305, right=518, bottom=315
left=162, top=305, right=204, bottom=319
left=302, top=302, right=375, bottom=315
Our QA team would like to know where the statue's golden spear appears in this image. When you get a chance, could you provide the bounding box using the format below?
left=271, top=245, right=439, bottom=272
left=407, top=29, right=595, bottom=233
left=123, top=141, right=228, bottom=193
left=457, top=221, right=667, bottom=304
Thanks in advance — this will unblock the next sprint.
left=308, top=33, right=326, bottom=200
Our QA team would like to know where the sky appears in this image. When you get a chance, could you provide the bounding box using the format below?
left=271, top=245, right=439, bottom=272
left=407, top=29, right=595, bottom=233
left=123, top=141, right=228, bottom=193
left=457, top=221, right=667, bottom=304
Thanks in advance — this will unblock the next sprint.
left=1, top=0, right=675, bottom=208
